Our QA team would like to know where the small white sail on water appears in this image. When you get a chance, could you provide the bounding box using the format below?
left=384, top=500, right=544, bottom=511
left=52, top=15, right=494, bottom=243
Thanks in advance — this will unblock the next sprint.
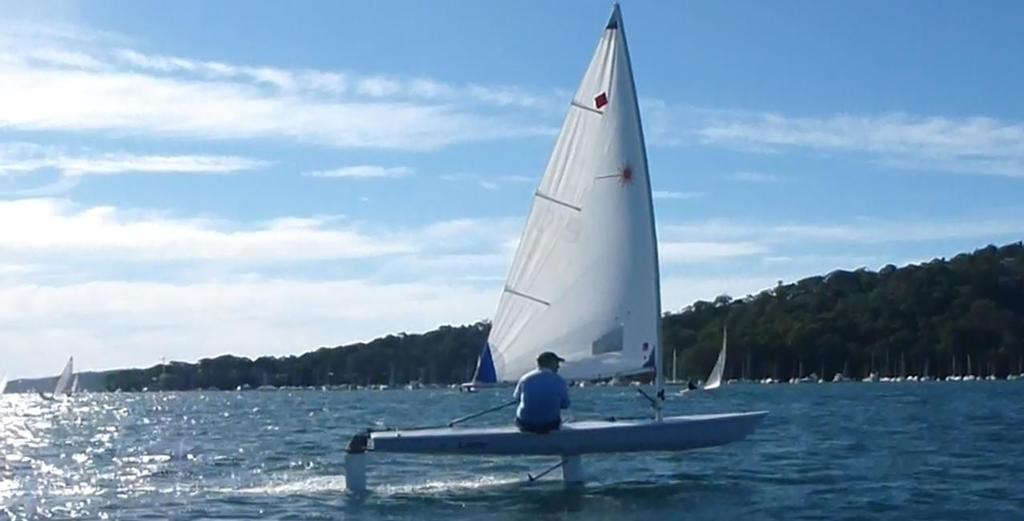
left=52, top=357, right=74, bottom=396
left=704, top=326, right=727, bottom=390
left=0, top=372, right=7, bottom=394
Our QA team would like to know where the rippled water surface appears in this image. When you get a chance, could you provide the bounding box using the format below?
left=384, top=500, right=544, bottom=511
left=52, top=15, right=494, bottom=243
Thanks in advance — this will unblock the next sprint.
left=2, top=382, right=1022, bottom=520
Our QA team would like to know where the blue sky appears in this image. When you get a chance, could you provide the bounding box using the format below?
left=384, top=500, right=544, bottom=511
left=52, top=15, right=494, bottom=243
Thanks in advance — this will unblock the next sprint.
left=2, top=0, right=1023, bottom=378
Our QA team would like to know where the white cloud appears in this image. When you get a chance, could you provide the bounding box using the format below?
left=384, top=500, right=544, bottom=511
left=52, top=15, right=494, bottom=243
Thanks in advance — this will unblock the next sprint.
left=662, top=215, right=1024, bottom=245
left=726, top=171, right=782, bottom=183
left=106, top=47, right=561, bottom=111
left=0, top=278, right=496, bottom=378
left=652, top=190, right=705, bottom=199
left=697, top=111, right=1024, bottom=178
left=660, top=275, right=785, bottom=311
left=0, top=33, right=556, bottom=150
left=440, top=173, right=534, bottom=190
left=0, top=199, right=413, bottom=262
left=0, top=142, right=268, bottom=177
left=356, top=77, right=402, bottom=97
left=0, top=263, right=44, bottom=276
left=0, top=64, right=537, bottom=150
left=0, top=200, right=528, bottom=272
left=306, top=165, right=412, bottom=179
left=465, top=84, right=558, bottom=110
left=26, top=48, right=106, bottom=69
left=761, top=254, right=880, bottom=268
left=376, top=253, right=510, bottom=283
left=414, top=217, right=521, bottom=250
left=659, top=241, right=767, bottom=263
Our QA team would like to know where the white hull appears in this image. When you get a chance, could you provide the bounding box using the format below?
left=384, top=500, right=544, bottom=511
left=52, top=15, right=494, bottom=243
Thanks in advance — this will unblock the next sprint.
left=369, top=411, right=767, bottom=456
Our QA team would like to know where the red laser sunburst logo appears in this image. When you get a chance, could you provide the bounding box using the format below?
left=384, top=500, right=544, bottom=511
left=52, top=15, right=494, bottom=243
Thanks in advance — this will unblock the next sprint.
left=620, top=165, right=634, bottom=185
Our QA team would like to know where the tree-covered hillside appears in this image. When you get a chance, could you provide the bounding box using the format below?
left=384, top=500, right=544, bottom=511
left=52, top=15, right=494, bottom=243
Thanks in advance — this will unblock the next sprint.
left=665, top=242, right=1024, bottom=381
left=103, top=242, right=1024, bottom=391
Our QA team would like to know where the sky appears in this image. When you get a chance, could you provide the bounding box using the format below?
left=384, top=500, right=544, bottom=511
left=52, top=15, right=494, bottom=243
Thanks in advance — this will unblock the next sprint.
left=2, top=0, right=1023, bottom=378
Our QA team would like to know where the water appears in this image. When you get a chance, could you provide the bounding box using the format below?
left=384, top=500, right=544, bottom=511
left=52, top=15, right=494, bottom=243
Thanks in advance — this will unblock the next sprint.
left=2, top=382, right=1022, bottom=520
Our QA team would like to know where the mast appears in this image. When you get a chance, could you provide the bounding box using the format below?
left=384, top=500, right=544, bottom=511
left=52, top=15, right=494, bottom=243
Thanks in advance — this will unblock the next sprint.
left=612, top=3, right=664, bottom=418
left=672, top=349, right=677, bottom=382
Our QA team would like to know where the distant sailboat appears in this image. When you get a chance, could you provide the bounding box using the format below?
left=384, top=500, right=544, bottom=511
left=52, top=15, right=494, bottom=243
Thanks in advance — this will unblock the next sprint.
left=0, top=372, right=7, bottom=394
left=54, top=357, right=74, bottom=395
left=40, top=357, right=74, bottom=400
left=71, top=374, right=80, bottom=394
left=703, top=326, right=727, bottom=390
left=345, top=5, right=766, bottom=492
left=460, top=343, right=498, bottom=391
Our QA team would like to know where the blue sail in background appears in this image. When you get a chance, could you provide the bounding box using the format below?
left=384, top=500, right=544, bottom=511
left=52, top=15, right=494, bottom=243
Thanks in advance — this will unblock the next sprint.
left=472, top=343, right=498, bottom=384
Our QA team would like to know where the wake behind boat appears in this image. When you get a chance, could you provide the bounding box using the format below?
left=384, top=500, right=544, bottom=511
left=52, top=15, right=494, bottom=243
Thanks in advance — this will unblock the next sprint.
left=344, top=4, right=766, bottom=492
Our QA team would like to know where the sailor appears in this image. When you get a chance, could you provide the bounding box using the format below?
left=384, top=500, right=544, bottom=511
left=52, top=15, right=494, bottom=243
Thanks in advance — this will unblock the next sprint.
left=513, top=351, right=570, bottom=433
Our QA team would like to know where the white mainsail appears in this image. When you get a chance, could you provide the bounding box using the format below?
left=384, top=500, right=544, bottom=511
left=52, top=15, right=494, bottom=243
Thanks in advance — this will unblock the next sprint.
left=704, top=326, right=727, bottom=390
left=53, top=357, right=74, bottom=396
left=0, top=373, right=7, bottom=394
left=71, top=374, right=80, bottom=394
left=486, top=5, right=661, bottom=382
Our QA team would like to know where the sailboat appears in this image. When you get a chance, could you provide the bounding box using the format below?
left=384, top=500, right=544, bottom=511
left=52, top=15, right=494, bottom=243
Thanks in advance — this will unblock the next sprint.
left=703, top=326, right=728, bottom=391
left=0, top=372, right=7, bottom=394
left=344, top=5, right=766, bottom=491
left=39, top=357, right=74, bottom=400
left=462, top=343, right=496, bottom=391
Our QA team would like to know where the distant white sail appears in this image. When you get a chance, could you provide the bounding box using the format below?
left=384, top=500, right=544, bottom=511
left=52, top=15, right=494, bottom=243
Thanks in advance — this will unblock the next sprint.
left=0, top=373, right=7, bottom=394
left=704, top=326, right=727, bottom=390
left=53, top=357, right=74, bottom=396
left=71, top=374, right=79, bottom=394
left=485, top=7, right=661, bottom=382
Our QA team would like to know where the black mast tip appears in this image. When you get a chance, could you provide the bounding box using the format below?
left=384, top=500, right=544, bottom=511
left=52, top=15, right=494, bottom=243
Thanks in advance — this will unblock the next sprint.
left=606, top=3, right=621, bottom=30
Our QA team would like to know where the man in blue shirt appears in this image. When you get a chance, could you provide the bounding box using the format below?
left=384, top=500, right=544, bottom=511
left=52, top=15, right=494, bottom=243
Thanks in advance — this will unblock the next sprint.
left=513, top=351, right=570, bottom=433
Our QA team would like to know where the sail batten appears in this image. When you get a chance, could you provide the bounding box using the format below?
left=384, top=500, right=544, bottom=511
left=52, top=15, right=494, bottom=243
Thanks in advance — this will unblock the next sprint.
left=569, top=101, right=605, bottom=115
left=483, top=4, right=660, bottom=383
left=534, top=192, right=582, bottom=212
left=503, top=287, right=551, bottom=307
